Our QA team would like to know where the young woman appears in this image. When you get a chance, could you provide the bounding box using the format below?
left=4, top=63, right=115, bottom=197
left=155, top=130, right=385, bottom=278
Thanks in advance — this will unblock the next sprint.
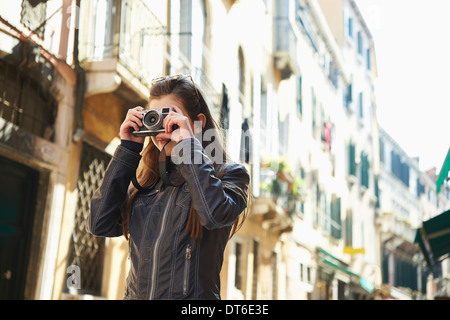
left=87, top=75, right=250, bottom=300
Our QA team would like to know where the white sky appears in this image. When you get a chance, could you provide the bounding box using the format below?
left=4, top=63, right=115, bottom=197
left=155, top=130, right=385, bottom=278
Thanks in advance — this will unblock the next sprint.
left=354, top=0, right=450, bottom=173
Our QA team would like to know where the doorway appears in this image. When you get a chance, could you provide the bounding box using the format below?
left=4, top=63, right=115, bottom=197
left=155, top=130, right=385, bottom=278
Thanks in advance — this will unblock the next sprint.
left=0, top=156, right=39, bottom=299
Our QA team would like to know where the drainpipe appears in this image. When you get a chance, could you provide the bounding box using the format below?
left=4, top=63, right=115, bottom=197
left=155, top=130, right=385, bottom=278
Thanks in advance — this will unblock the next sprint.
left=72, top=0, right=86, bottom=143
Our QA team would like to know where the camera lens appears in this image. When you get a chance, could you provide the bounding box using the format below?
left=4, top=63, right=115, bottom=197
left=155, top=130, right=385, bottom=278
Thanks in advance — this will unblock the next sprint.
left=148, top=115, right=157, bottom=124
left=143, top=110, right=163, bottom=130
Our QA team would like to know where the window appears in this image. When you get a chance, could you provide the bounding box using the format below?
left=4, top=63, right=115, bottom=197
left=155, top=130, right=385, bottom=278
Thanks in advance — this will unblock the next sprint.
left=358, top=92, right=364, bottom=119
left=379, top=139, right=385, bottom=164
left=347, top=17, right=354, bottom=39
left=366, top=48, right=372, bottom=71
left=0, top=53, right=57, bottom=142
left=345, top=209, right=353, bottom=247
left=93, top=0, right=115, bottom=60
left=393, top=255, right=421, bottom=291
left=296, top=1, right=319, bottom=52
left=320, top=191, right=328, bottom=233
left=348, top=142, right=356, bottom=176
left=306, top=266, right=311, bottom=283
left=311, top=86, right=317, bottom=107
left=299, top=264, right=310, bottom=284
left=180, top=0, right=193, bottom=61
left=234, top=242, right=242, bottom=290
left=357, top=31, right=363, bottom=56
left=314, top=184, right=320, bottom=227
left=275, top=0, right=290, bottom=52
left=297, top=76, right=303, bottom=116
left=322, top=121, right=332, bottom=152
left=238, top=47, right=245, bottom=104
left=300, top=263, right=311, bottom=283
left=67, top=143, right=111, bottom=295
left=180, top=0, right=206, bottom=70
left=300, top=263, right=304, bottom=281
left=260, top=87, right=268, bottom=149
left=278, top=115, right=289, bottom=157
left=337, top=280, right=347, bottom=300
left=300, top=168, right=305, bottom=213
left=390, top=150, right=410, bottom=187
left=271, top=252, right=278, bottom=299
left=360, top=152, right=369, bottom=188
left=344, top=82, right=353, bottom=110
left=330, top=195, right=342, bottom=239
left=375, top=175, right=380, bottom=208
left=251, top=240, right=259, bottom=299
left=311, top=87, right=317, bottom=136
left=328, top=61, right=339, bottom=88
left=219, top=84, right=229, bottom=130
left=417, top=178, right=425, bottom=197
left=240, top=118, right=252, bottom=164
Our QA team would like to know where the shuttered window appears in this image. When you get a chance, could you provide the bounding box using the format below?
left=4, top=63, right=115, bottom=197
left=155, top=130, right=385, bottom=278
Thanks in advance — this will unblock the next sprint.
left=330, top=195, right=342, bottom=239
left=360, top=152, right=369, bottom=188
left=390, top=150, right=410, bottom=187
left=348, top=142, right=356, bottom=177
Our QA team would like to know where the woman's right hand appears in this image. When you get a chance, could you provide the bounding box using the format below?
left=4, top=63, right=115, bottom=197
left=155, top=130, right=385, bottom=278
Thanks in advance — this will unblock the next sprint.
left=120, top=106, right=145, bottom=143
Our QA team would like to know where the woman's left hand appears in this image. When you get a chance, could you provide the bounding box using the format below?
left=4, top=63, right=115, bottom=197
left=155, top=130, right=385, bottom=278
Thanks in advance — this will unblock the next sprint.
left=158, top=105, right=195, bottom=143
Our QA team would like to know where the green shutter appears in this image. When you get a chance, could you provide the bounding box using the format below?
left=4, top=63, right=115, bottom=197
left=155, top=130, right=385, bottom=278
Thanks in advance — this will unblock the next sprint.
left=361, top=152, right=369, bottom=188
left=437, top=146, right=450, bottom=194
left=297, top=76, right=303, bottom=115
left=349, top=142, right=356, bottom=176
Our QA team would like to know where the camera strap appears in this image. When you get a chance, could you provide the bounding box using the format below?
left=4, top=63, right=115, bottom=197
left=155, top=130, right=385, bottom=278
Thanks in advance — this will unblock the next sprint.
left=158, top=140, right=184, bottom=187
left=131, top=141, right=183, bottom=191
left=131, top=175, right=147, bottom=192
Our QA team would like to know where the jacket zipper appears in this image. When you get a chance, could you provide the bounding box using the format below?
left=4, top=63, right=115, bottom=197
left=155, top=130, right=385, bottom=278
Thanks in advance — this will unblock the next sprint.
left=183, top=245, right=192, bottom=296
left=149, top=187, right=177, bottom=300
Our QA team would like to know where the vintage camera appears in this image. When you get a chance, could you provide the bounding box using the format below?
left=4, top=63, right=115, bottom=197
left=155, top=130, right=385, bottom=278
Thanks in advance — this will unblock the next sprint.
left=132, top=107, right=177, bottom=137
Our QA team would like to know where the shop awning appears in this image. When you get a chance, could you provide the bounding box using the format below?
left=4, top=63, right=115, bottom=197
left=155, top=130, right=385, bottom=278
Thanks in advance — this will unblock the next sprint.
left=317, top=248, right=374, bottom=293
left=318, top=248, right=359, bottom=278
left=414, top=209, right=450, bottom=267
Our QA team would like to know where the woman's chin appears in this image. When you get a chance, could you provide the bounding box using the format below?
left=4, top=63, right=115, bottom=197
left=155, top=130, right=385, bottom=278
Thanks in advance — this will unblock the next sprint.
left=153, top=138, right=176, bottom=153
left=157, top=139, right=170, bottom=147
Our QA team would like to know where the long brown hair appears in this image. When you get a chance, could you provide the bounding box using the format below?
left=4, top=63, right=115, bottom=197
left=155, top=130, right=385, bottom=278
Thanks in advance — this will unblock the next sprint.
left=121, top=76, right=249, bottom=240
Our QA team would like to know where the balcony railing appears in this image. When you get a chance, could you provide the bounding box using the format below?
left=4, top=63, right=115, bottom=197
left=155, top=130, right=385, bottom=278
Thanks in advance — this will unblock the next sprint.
left=118, top=0, right=167, bottom=86
left=254, top=163, right=303, bottom=231
left=273, top=0, right=299, bottom=79
left=80, top=0, right=167, bottom=89
left=273, top=16, right=297, bottom=79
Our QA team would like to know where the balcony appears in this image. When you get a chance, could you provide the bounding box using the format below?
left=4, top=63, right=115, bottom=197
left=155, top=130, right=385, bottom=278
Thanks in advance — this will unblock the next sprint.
left=377, top=211, right=417, bottom=243
left=79, top=0, right=221, bottom=115
left=273, top=2, right=298, bottom=80
left=79, top=0, right=167, bottom=105
left=252, top=160, right=305, bottom=236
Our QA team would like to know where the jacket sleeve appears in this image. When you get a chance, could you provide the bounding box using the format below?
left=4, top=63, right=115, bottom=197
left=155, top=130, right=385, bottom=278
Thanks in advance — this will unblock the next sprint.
left=87, top=145, right=142, bottom=237
left=173, top=138, right=250, bottom=230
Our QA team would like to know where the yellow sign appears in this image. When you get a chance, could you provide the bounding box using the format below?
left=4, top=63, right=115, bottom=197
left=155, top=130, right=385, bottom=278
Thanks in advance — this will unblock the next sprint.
left=343, top=247, right=365, bottom=255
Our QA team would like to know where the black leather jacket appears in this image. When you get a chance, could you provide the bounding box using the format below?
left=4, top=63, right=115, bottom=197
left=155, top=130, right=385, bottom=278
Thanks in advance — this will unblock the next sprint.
left=87, top=138, right=249, bottom=300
